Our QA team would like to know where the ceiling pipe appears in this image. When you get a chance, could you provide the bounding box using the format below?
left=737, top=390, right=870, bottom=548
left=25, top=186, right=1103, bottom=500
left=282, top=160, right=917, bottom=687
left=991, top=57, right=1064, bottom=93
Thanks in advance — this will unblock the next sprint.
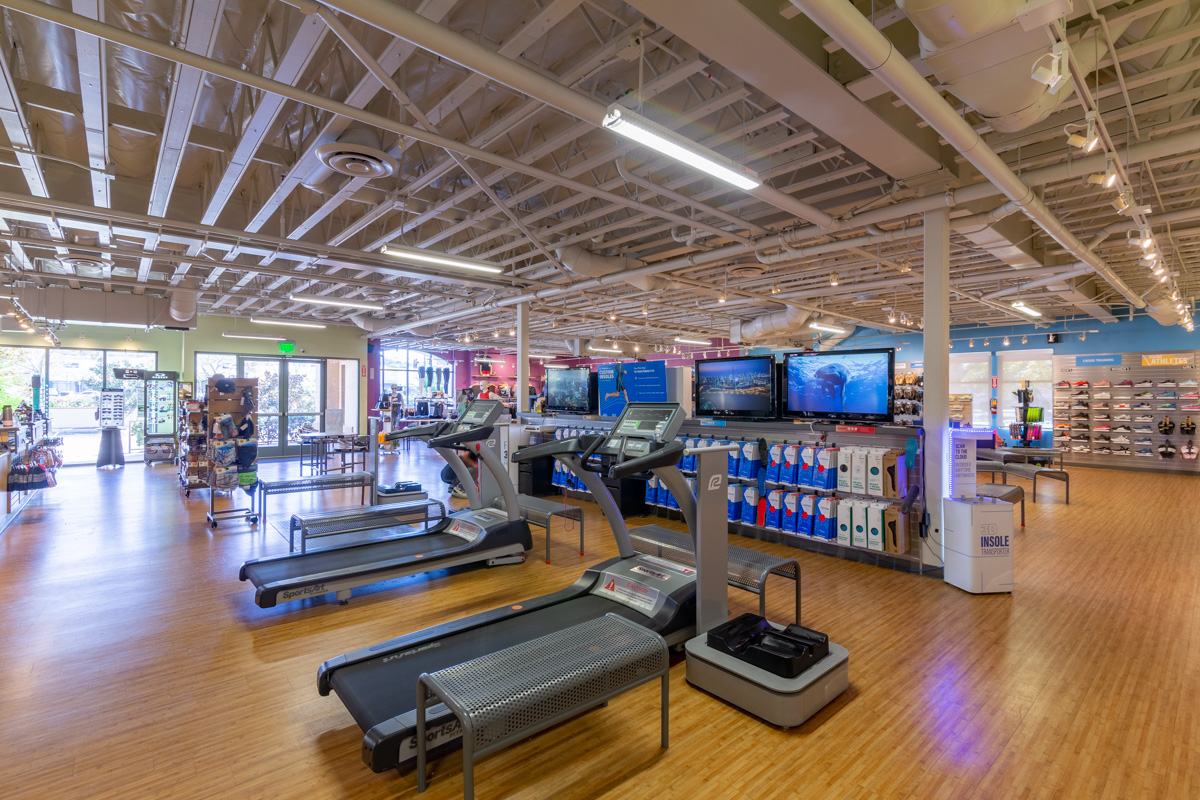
left=168, top=279, right=199, bottom=324
left=980, top=268, right=1096, bottom=300
left=737, top=306, right=810, bottom=343
left=789, top=0, right=1143, bottom=309
left=556, top=244, right=670, bottom=292
left=316, top=0, right=836, bottom=229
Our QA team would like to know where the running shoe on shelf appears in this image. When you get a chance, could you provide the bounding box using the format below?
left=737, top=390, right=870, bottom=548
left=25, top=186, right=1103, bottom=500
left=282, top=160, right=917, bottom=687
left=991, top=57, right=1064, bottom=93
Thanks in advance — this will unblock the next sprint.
left=1133, top=392, right=1154, bottom=398
left=1158, top=392, right=1177, bottom=399
left=1093, top=391, right=1112, bottom=399
left=1133, top=403, right=1152, bottom=410
left=1134, top=438, right=1153, bottom=445
left=1116, top=380, right=1134, bottom=387
left=1159, top=403, right=1177, bottom=410
left=1073, top=380, right=1090, bottom=387
left=1095, top=446, right=1113, bottom=455
left=1113, top=447, right=1131, bottom=456
left=1111, top=435, right=1131, bottom=444
left=1094, top=380, right=1112, bottom=388
left=1071, top=391, right=1089, bottom=398
left=1179, top=379, right=1198, bottom=387
left=1136, top=448, right=1154, bottom=457
left=1055, top=380, right=1072, bottom=389
left=1113, top=425, right=1132, bottom=432
left=1073, top=445, right=1091, bottom=453
left=1159, top=381, right=1177, bottom=387
left=1135, top=380, right=1155, bottom=388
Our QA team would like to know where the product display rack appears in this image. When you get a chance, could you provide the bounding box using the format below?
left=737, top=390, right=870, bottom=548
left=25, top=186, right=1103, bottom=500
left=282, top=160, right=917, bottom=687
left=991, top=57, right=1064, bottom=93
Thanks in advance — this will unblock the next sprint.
left=1053, top=350, right=1200, bottom=472
left=894, top=363, right=923, bottom=426
left=143, top=371, right=178, bottom=465
left=178, top=398, right=209, bottom=495
left=204, top=377, right=259, bottom=527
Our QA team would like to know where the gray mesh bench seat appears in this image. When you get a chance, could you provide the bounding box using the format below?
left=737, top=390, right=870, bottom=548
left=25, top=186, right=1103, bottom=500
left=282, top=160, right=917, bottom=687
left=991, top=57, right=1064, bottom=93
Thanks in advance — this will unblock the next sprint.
left=492, top=494, right=584, bottom=564
left=975, top=483, right=1025, bottom=526
left=289, top=499, right=447, bottom=553
left=999, top=463, right=1070, bottom=504
left=257, top=471, right=374, bottom=531
left=416, top=614, right=668, bottom=799
left=629, top=524, right=801, bottom=624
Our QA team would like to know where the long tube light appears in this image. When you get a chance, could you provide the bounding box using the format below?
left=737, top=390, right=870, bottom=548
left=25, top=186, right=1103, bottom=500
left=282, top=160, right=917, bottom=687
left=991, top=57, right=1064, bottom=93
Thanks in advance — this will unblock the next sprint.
left=674, top=336, right=712, bottom=346
left=223, top=331, right=287, bottom=341
left=588, top=345, right=622, bottom=354
left=544, top=363, right=570, bottom=369
left=601, top=105, right=760, bottom=191
left=252, top=317, right=327, bottom=329
left=809, top=321, right=847, bottom=334
left=380, top=244, right=503, bottom=274
left=288, top=293, right=384, bottom=311
left=1011, top=300, right=1043, bottom=317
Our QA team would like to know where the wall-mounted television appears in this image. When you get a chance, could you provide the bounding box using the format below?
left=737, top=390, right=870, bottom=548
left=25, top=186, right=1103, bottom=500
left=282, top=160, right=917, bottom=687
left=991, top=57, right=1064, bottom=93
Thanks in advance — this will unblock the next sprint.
left=783, top=348, right=894, bottom=423
left=545, top=367, right=596, bottom=414
left=693, top=355, right=776, bottom=419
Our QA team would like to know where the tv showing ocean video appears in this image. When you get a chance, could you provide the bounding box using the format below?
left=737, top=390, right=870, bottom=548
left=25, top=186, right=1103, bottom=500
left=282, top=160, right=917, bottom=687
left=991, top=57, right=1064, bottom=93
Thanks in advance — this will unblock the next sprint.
left=784, top=349, right=894, bottom=423
left=546, top=367, right=593, bottom=413
left=694, top=356, right=776, bottom=419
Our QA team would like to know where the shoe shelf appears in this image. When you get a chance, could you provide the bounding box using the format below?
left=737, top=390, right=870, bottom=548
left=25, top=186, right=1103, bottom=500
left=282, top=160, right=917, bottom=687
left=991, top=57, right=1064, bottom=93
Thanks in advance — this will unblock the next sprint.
left=1052, top=352, right=1200, bottom=471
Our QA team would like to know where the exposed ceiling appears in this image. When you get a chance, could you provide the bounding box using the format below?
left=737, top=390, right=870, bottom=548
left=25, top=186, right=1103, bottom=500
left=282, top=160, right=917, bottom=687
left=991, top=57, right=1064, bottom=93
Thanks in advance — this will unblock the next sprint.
left=0, top=0, right=1196, bottom=354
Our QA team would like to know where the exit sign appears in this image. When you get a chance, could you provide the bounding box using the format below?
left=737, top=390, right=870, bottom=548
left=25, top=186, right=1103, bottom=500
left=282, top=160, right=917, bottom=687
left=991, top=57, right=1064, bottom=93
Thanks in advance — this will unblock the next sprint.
left=279, top=342, right=295, bottom=354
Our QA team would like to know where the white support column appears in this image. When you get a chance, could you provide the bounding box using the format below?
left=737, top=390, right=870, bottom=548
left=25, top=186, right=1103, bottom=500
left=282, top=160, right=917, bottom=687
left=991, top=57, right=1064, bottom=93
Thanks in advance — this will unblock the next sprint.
left=923, top=207, right=951, bottom=566
left=516, top=303, right=530, bottom=413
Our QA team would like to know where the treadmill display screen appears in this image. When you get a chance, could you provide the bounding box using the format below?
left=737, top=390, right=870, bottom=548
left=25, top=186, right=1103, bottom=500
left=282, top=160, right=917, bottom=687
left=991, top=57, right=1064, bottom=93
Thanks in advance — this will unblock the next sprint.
left=460, top=401, right=497, bottom=426
left=614, top=407, right=675, bottom=438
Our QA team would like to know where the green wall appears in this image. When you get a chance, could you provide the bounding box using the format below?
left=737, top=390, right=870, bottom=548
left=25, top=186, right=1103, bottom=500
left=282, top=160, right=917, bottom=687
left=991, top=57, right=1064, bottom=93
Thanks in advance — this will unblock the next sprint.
left=0, top=317, right=369, bottom=428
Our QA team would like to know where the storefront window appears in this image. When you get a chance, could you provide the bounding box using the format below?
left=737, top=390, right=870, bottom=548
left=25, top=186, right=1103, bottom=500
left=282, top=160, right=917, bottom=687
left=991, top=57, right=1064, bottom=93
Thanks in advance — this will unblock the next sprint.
left=381, top=348, right=453, bottom=401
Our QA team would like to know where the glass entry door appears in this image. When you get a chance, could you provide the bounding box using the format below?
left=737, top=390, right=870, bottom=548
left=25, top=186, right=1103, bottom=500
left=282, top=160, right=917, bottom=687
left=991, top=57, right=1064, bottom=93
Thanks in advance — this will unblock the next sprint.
left=237, top=357, right=324, bottom=458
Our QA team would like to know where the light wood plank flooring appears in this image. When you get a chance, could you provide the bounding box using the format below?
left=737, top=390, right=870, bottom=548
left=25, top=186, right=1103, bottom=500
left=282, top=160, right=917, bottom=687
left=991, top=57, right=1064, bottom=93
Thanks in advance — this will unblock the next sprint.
left=0, top=450, right=1195, bottom=799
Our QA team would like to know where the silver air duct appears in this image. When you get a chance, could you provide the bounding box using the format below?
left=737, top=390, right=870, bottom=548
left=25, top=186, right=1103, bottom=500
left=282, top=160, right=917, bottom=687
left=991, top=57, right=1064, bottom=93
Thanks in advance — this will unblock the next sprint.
left=556, top=244, right=669, bottom=292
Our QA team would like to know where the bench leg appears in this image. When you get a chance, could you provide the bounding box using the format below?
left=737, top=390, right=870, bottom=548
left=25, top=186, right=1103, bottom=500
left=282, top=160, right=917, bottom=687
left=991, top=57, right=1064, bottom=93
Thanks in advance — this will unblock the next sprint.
left=1065, top=478, right=1069, bottom=505
left=546, top=521, right=551, bottom=565
left=1031, top=475, right=1038, bottom=503
left=1020, top=499, right=1025, bottom=527
left=579, top=515, right=585, bottom=556
left=661, top=672, right=670, bottom=749
left=795, top=572, right=802, bottom=626
left=462, top=717, right=475, bottom=800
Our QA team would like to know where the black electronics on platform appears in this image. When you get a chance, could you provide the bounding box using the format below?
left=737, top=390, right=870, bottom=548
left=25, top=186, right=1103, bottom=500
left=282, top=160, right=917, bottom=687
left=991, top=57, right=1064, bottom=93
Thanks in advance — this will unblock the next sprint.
left=693, top=355, right=777, bottom=420
left=545, top=367, right=597, bottom=414
left=782, top=348, right=896, bottom=424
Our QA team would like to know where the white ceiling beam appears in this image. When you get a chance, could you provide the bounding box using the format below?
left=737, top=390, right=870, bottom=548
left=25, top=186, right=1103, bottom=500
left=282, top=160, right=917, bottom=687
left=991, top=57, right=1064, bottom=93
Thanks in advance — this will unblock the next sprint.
left=69, top=0, right=110, bottom=210
left=145, top=0, right=226, bottom=220
left=199, top=13, right=328, bottom=226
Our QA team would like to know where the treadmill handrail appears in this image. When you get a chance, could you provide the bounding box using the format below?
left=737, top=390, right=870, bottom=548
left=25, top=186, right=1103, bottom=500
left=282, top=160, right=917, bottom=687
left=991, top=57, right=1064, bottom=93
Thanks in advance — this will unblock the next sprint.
left=428, top=425, right=493, bottom=449
left=510, top=436, right=588, bottom=462
left=385, top=422, right=449, bottom=442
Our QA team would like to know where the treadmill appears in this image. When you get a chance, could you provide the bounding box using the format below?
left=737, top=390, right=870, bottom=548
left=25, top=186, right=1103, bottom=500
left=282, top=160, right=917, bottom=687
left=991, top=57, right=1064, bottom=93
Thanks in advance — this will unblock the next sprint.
left=317, top=402, right=701, bottom=773
left=239, top=400, right=533, bottom=608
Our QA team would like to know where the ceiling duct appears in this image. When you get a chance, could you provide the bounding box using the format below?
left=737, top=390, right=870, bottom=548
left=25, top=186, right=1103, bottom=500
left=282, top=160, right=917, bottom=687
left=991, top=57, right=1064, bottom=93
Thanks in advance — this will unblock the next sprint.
left=556, top=244, right=669, bottom=292
left=349, top=312, right=400, bottom=333
left=895, top=0, right=1143, bottom=132
left=168, top=279, right=199, bottom=325
left=1143, top=287, right=1185, bottom=327
left=58, top=255, right=107, bottom=273
left=304, top=128, right=398, bottom=194
left=10, top=285, right=191, bottom=329
left=735, top=306, right=811, bottom=343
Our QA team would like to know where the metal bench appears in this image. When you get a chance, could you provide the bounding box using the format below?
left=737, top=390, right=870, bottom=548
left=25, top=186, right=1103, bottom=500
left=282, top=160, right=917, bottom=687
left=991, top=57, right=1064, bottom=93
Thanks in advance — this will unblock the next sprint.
left=492, top=494, right=584, bottom=564
left=629, top=524, right=802, bottom=624
left=257, top=471, right=374, bottom=532
left=1002, top=462, right=1070, bottom=504
left=416, top=614, right=668, bottom=799
left=976, top=483, right=1025, bottom=527
left=288, top=498, right=446, bottom=553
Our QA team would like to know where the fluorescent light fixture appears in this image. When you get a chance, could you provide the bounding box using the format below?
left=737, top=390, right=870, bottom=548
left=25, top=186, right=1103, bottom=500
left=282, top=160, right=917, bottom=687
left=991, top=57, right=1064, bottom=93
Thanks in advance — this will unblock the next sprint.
left=588, top=345, right=622, bottom=354
left=288, top=293, right=384, bottom=311
left=601, top=105, right=760, bottom=191
left=380, top=244, right=503, bottom=274
left=674, top=336, right=712, bottom=346
left=809, top=321, right=846, bottom=334
left=474, top=356, right=502, bottom=363
left=544, top=363, right=570, bottom=369
left=223, top=331, right=287, bottom=341
left=252, top=317, right=327, bottom=329
left=1011, top=300, right=1043, bottom=317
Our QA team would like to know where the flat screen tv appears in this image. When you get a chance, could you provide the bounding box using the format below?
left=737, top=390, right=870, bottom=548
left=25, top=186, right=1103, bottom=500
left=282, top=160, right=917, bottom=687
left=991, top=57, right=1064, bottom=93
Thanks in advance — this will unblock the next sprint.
left=783, top=348, right=894, bottom=423
left=693, top=355, right=776, bottom=419
left=545, top=367, right=595, bottom=414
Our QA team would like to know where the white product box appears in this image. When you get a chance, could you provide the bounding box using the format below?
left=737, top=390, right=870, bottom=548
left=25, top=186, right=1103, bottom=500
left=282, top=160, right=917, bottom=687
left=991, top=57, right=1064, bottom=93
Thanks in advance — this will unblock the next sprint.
left=866, top=502, right=887, bottom=551
left=851, top=447, right=867, bottom=495
left=849, top=499, right=869, bottom=548
left=836, top=446, right=855, bottom=493
left=866, top=448, right=885, bottom=497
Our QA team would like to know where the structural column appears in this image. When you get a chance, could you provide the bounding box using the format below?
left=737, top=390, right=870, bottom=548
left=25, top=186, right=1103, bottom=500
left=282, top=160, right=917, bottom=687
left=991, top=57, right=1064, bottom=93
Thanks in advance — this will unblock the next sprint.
left=516, top=302, right=530, bottom=412
left=923, top=207, right=951, bottom=566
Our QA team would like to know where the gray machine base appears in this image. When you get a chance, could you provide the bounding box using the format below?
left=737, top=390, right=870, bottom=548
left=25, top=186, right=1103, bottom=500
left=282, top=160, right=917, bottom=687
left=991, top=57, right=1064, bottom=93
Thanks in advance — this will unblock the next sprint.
left=684, top=635, right=849, bottom=728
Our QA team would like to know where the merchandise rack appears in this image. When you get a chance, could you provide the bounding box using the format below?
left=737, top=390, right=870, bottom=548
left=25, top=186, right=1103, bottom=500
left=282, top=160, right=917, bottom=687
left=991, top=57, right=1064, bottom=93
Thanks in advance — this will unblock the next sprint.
left=1053, top=350, right=1200, bottom=472
left=204, top=377, right=260, bottom=527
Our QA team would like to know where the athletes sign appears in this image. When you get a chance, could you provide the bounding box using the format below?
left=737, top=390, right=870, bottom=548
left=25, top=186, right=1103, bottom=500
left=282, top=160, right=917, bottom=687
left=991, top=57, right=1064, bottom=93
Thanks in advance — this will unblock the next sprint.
left=1142, top=353, right=1193, bottom=367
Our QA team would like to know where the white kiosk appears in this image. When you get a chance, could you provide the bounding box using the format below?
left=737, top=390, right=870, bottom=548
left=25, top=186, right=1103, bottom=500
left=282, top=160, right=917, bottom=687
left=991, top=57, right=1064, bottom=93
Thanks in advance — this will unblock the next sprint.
left=943, top=428, right=1014, bottom=594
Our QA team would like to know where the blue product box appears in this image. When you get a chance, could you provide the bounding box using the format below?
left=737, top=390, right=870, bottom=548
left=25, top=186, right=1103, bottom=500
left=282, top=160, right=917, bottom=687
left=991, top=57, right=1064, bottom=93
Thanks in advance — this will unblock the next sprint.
left=741, top=486, right=761, bottom=526
left=815, top=447, right=840, bottom=490
left=681, top=438, right=696, bottom=472
left=552, top=461, right=565, bottom=487
left=727, top=484, right=742, bottom=522
left=782, top=492, right=803, bottom=534
left=814, top=497, right=839, bottom=541
left=657, top=481, right=671, bottom=508
left=781, top=445, right=800, bottom=485
left=798, top=495, right=817, bottom=537
left=726, top=440, right=741, bottom=477
left=765, top=444, right=785, bottom=483
left=738, top=441, right=761, bottom=480
left=799, top=446, right=817, bottom=488
left=765, top=489, right=785, bottom=530
left=645, top=475, right=659, bottom=506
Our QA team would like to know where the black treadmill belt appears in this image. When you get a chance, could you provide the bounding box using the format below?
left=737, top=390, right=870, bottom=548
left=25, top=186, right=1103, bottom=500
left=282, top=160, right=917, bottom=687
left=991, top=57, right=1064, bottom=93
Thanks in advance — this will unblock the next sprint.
left=243, top=532, right=467, bottom=586
left=331, top=594, right=643, bottom=732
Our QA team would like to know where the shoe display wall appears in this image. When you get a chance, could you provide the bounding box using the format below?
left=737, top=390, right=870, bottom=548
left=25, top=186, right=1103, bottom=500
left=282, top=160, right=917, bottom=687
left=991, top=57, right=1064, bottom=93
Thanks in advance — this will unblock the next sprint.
left=1053, top=350, right=1200, bottom=473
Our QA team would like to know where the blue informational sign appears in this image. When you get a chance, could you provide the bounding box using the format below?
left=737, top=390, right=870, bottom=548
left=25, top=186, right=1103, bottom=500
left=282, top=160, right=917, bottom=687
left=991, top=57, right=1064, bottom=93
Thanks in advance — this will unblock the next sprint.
left=1075, top=355, right=1120, bottom=366
left=598, top=360, right=668, bottom=416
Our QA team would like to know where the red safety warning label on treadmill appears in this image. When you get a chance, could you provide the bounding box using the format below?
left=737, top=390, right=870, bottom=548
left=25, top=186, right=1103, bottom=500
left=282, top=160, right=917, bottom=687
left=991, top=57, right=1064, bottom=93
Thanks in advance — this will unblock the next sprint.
left=597, top=573, right=660, bottom=613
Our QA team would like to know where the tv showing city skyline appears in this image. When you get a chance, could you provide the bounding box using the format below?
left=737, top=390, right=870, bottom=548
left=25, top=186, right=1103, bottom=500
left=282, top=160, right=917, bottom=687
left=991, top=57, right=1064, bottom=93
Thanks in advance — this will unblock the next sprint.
left=694, top=356, right=776, bottom=419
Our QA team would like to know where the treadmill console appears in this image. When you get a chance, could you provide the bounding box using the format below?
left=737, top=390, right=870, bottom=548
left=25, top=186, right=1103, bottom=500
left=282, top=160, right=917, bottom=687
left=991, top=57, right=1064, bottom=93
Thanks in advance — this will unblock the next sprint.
left=596, top=403, right=684, bottom=458
left=429, top=399, right=505, bottom=448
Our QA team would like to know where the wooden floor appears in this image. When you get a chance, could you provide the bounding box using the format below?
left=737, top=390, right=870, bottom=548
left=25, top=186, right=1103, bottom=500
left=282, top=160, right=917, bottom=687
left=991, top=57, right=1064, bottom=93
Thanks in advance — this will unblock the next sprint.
left=0, top=450, right=1196, bottom=800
